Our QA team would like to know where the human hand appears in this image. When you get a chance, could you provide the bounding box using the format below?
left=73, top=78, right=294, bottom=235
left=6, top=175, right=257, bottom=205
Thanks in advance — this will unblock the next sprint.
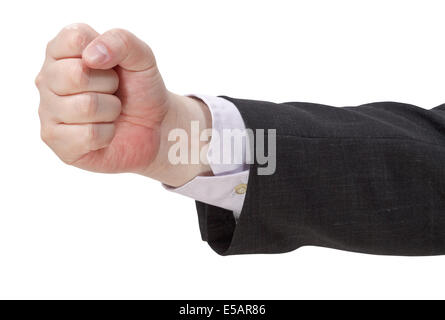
left=36, top=24, right=211, bottom=186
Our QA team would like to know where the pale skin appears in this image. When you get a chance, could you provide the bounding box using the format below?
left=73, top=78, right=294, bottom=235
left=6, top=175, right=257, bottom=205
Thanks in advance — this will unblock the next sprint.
left=36, top=23, right=212, bottom=187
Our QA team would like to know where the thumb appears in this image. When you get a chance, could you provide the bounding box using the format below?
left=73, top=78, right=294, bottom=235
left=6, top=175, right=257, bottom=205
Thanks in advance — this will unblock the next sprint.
left=82, top=28, right=156, bottom=72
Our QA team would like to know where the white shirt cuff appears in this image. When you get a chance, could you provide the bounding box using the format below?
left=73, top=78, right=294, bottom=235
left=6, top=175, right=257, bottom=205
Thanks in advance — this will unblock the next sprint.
left=164, top=94, right=250, bottom=217
left=164, top=170, right=249, bottom=219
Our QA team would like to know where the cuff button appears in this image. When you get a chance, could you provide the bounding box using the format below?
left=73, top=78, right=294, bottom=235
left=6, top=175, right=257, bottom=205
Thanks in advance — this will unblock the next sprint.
left=234, top=183, right=247, bottom=195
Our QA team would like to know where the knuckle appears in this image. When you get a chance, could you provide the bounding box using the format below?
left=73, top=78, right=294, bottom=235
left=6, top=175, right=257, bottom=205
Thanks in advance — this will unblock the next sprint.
left=62, top=23, right=92, bottom=48
left=109, top=28, right=128, bottom=36
left=109, top=28, right=130, bottom=48
left=37, top=105, right=46, bottom=119
left=40, top=126, right=54, bottom=145
left=69, top=61, right=89, bottom=90
left=66, top=29, right=87, bottom=52
left=45, top=40, right=52, bottom=55
left=64, top=23, right=91, bottom=32
left=78, top=93, right=98, bottom=119
left=34, top=73, right=44, bottom=88
left=45, top=38, right=56, bottom=55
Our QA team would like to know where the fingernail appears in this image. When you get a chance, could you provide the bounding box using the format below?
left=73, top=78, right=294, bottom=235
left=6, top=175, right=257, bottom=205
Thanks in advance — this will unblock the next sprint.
left=84, top=43, right=109, bottom=65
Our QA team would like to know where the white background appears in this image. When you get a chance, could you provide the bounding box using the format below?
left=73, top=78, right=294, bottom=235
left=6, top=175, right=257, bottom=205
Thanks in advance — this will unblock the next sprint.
left=1, top=0, right=445, bottom=299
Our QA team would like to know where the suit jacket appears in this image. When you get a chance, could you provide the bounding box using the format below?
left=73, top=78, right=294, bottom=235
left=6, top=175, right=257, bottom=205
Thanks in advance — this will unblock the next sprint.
left=196, top=96, right=445, bottom=256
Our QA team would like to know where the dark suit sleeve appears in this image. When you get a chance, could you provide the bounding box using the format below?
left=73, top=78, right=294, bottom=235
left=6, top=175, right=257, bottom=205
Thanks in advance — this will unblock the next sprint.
left=195, top=96, right=445, bottom=256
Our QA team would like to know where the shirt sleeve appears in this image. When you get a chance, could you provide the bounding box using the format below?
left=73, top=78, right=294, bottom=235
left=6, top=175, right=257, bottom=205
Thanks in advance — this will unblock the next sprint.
left=163, top=95, right=250, bottom=218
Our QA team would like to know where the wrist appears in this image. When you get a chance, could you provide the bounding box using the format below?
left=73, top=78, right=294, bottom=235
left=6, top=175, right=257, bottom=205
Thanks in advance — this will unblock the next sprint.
left=141, top=92, right=213, bottom=187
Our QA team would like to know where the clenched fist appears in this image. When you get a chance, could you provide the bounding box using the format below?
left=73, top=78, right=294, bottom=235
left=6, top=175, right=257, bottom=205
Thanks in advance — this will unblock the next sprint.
left=36, top=24, right=211, bottom=186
